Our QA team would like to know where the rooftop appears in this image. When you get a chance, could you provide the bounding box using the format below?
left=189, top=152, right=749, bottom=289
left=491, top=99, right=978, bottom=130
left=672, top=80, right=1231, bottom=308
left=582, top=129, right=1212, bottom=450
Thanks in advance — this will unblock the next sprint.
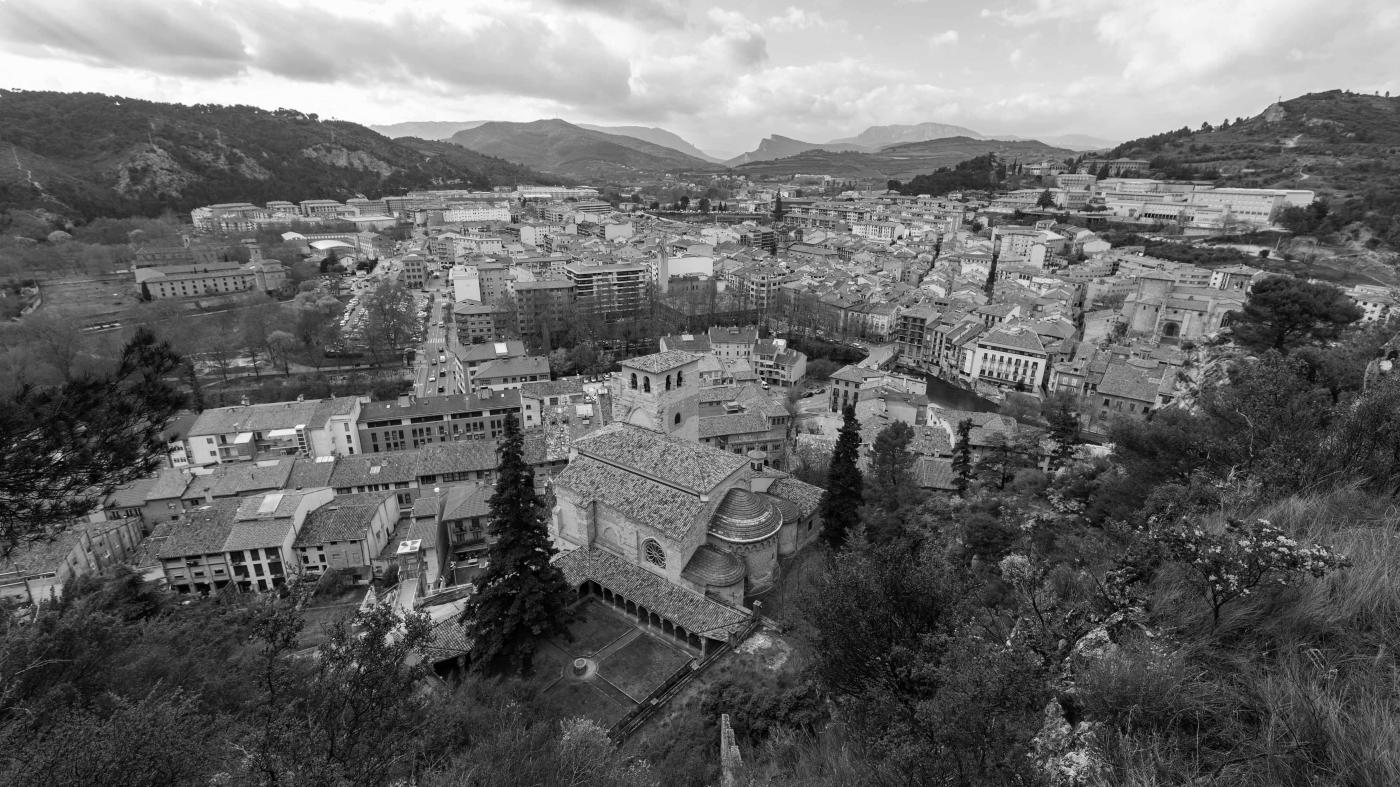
left=294, top=492, right=393, bottom=546
left=622, top=350, right=701, bottom=374
left=555, top=547, right=750, bottom=639
left=573, top=423, right=748, bottom=494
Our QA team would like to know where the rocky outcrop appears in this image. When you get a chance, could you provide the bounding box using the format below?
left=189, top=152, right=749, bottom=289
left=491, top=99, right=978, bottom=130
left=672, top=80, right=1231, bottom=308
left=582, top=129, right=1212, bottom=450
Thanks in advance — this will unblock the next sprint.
left=300, top=145, right=396, bottom=176
left=1030, top=698, right=1108, bottom=786
left=112, top=144, right=196, bottom=198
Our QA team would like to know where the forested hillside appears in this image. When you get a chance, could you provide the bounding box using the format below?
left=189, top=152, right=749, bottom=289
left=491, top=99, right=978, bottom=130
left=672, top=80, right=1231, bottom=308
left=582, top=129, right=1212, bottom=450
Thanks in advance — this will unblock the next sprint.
left=0, top=90, right=562, bottom=223
left=1111, top=90, right=1400, bottom=247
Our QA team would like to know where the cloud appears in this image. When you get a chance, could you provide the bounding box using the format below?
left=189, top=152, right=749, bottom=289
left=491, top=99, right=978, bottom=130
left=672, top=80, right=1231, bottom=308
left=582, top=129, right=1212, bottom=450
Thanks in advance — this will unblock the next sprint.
left=768, top=7, right=830, bottom=32
left=1008, top=48, right=1023, bottom=64
left=929, top=30, right=959, bottom=47
left=561, top=0, right=688, bottom=28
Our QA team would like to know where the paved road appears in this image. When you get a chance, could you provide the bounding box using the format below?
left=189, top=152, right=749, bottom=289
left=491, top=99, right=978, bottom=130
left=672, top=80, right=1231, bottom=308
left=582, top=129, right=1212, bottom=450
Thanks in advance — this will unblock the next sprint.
left=410, top=277, right=463, bottom=397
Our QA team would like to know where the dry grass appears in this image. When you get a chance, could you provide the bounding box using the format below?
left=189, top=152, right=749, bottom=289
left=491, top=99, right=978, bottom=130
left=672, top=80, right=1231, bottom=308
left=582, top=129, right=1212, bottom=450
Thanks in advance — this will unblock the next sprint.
left=1092, top=490, right=1400, bottom=785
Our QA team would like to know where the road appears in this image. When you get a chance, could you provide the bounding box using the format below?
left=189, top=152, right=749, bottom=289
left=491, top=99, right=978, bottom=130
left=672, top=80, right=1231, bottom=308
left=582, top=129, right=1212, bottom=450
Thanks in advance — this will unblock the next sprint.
left=410, top=275, right=463, bottom=398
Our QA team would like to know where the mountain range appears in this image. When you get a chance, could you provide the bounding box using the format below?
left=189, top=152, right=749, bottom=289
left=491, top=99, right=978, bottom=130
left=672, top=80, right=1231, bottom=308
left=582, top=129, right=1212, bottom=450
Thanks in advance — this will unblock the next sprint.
left=0, top=91, right=564, bottom=220
left=730, top=137, right=1078, bottom=182
left=445, top=119, right=725, bottom=181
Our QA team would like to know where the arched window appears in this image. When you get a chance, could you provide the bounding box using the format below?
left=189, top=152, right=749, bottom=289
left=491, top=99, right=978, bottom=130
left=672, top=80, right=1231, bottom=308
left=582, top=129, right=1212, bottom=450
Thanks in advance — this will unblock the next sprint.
left=673, top=412, right=682, bottom=425
left=676, top=370, right=684, bottom=387
left=665, top=374, right=672, bottom=391
left=630, top=372, right=637, bottom=390
left=643, top=376, right=652, bottom=393
left=643, top=539, right=666, bottom=569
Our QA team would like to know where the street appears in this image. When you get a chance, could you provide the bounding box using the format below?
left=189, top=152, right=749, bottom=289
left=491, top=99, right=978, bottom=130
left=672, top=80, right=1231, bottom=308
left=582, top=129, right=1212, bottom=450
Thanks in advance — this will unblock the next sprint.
left=409, top=274, right=462, bottom=398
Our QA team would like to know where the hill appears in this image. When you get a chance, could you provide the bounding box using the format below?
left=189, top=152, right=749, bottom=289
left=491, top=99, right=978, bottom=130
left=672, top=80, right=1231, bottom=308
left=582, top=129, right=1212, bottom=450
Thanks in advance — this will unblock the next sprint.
left=1109, top=89, right=1400, bottom=246
left=369, top=120, right=488, bottom=140
left=733, top=136, right=1074, bottom=181
left=447, top=119, right=722, bottom=181
left=726, top=135, right=866, bottom=166
left=829, top=121, right=983, bottom=150
left=576, top=124, right=723, bottom=164
left=0, top=91, right=562, bottom=221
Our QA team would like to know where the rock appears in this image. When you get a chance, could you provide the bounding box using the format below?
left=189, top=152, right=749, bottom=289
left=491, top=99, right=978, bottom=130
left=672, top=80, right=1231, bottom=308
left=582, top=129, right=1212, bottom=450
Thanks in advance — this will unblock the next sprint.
left=1030, top=698, right=1109, bottom=786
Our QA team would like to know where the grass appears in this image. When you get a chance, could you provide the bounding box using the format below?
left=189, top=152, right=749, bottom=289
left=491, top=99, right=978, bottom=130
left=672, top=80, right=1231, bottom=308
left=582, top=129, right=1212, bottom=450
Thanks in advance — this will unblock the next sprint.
left=597, top=635, right=692, bottom=702
left=563, top=603, right=635, bottom=656
left=539, top=681, right=631, bottom=727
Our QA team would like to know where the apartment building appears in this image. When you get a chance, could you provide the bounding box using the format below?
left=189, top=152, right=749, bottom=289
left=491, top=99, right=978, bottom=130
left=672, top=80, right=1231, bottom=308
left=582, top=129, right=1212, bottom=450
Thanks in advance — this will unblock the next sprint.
left=135, top=260, right=286, bottom=299
left=186, top=397, right=364, bottom=466
left=357, top=390, right=524, bottom=452
left=566, top=261, right=652, bottom=322
left=291, top=491, right=399, bottom=581
left=156, top=488, right=336, bottom=594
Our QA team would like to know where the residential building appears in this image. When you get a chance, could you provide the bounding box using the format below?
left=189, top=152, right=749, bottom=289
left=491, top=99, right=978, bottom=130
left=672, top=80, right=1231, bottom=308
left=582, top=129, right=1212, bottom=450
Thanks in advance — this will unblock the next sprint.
left=328, top=440, right=502, bottom=509
left=0, top=517, right=145, bottom=605
left=752, top=338, right=807, bottom=386
left=967, top=325, right=1051, bottom=391
left=566, top=261, right=652, bottom=322
left=510, top=279, right=576, bottom=350
left=292, top=491, right=399, bottom=581
left=155, top=488, right=336, bottom=595
left=186, top=397, right=364, bottom=466
left=135, top=260, right=287, bottom=299
left=358, top=390, right=524, bottom=452
left=471, top=355, right=550, bottom=392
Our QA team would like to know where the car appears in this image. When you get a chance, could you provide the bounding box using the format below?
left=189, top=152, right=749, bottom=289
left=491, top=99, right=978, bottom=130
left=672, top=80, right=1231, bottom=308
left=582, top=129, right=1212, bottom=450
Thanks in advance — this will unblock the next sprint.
left=802, top=391, right=814, bottom=398
left=427, top=376, right=436, bottom=382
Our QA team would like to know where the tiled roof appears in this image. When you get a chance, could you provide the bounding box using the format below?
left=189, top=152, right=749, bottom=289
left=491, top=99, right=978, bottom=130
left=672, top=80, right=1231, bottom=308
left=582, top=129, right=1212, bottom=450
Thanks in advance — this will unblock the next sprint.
left=0, top=529, right=82, bottom=576
left=189, top=397, right=358, bottom=437
left=473, top=355, right=549, bottom=379
left=520, top=378, right=587, bottom=400
left=553, top=456, right=704, bottom=541
left=440, top=483, right=493, bottom=522
left=295, top=492, right=391, bottom=546
left=681, top=544, right=746, bottom=586
left=574, top=423, right=748, bottom=493
left=211, top=460, right=295, bottom=498
left=1096, top=363, right=1163, bottom=403
left=555, top=547, right=750, bottom=639
left=147, top=466, right=192, bottom=501
left=913, top=457, right=957, bottom=490
left=286, top=457, right=336, bottom=490
left=413, top=441, right=502, bottom=478
left=421, top=616, right=472, bottom=660
left=358, top=390, right=523, bottom=423
left=157, top=499, right=241, bottom=558
left=766, top=477, right=824, bottom=519
left=623, top=350, right=701, bottom=374
left=698, top=411, right=772, bottom=439
left=105, top=476, right=157, bottom=509
left=709, top=489, right=782, bottom=543
left=329, top=451, right=422, bottom=488
left=909, top=425, right=953, bottom=457
left=979, top=327, right=1047, bottom=354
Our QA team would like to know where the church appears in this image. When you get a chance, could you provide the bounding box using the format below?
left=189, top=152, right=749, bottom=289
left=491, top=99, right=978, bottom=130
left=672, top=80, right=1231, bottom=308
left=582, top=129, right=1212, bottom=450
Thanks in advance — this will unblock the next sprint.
left=549, top=421, right=823, bottom=651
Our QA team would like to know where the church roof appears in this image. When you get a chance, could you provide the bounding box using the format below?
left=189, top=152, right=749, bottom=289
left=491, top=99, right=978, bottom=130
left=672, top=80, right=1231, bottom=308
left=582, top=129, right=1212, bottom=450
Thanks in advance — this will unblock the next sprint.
left=766, top=477, right=824, bottom=519
left=573, top=423, right=747, bottom=493
left=623, top=350, right=701, bottom=374
left=553, top=456, right=704, bottom=542
left=681, top=544, right=747, bottom=587
left=555, top=547, right=750, bottom=639
left=708, top=488, right=782, bottom=543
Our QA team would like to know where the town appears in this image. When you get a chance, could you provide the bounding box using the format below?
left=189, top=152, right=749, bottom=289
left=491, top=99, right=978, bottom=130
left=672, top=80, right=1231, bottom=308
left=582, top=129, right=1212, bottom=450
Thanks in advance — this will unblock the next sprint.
left=1, top=7, right=1399, bottom=769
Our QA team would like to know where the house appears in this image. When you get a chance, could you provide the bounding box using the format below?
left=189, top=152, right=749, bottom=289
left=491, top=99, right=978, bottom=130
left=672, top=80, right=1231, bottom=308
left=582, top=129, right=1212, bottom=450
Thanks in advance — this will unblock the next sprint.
left=470, top=355, right=550, bottom=392
left=292, top=491, right=399, bottom=582
left=412, top=482, right=494, bottom=587
left=0, top=517, right=145, bottom=605
left=751, top=338, right=807, bottom=386
left=550, top=424, right=823, bottom=653
left=828, top=364, right=885, bottom=412
left=154, top=488, right=336, bottom=595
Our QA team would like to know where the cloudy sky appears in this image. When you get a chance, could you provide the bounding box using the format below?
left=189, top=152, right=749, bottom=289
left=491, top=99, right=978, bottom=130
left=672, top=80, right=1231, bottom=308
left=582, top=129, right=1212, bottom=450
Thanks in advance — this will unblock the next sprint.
left=2, top=0, right=1397, bottom=157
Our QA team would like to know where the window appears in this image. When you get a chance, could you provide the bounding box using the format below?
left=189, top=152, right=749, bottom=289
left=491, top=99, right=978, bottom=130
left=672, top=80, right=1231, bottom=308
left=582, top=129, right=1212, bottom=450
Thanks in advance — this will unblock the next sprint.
left=643, top=376, right=651, bottom=393
left=643, top=539, right=666, bottom=569
left=674, top=412, right=682, bottom=426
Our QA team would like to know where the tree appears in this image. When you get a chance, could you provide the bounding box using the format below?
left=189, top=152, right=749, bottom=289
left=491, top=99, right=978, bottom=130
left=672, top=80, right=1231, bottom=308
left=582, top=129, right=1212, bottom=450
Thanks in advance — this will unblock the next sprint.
left=698, top=197, right=711, bottom=213
left=678, top=195, right=691, bottom=211
left=361, top=279, right=418, bottom=363
left=0, top=328, right=184, bottom=555
left=1230, top=276, right=1362, bottom=353
left=952, top=418, right=974, bottom=496
left=819, top=405, right=863, bottom=549
left=868, top=421, right=916, bottom=509
left=1045, top=393, right=1082, bottom=470
left=462, top=414, right=574, bottom=675
left=1036, top=189, right=1056, bottom=209
left=976, top=431, right=1035, bottom=491
left=267, top=330, right=297, bottom=375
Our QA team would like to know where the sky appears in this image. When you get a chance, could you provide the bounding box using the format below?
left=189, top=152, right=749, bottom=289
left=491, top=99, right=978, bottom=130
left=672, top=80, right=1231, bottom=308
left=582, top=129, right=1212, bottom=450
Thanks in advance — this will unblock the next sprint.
left=1, top=0, right=1398, bottom=158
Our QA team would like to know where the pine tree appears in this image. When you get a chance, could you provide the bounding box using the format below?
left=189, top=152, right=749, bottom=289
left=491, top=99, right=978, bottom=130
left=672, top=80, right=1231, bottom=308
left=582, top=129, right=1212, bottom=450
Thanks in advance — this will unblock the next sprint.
left=819, top=405, right=864, bottom=549
left=952, top=418, right=974, bottom=497
left=1045, top=396, right=1081, bottom=470
left=462, top=414, right=574, bottom=675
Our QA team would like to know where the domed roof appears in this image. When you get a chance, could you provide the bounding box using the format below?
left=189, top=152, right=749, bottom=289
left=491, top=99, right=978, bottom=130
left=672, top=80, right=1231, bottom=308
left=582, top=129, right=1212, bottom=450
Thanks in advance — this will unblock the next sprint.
left=681, top=544, right=746, bottom=586
left=709, top=487, right=782, bottom=543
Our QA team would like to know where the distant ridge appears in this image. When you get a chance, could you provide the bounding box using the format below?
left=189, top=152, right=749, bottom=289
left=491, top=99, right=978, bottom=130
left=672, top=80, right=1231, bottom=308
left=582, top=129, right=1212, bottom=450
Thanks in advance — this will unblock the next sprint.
left=447, top=119, right=723, bottom=180
left=369, top=120, right=489, bottom=140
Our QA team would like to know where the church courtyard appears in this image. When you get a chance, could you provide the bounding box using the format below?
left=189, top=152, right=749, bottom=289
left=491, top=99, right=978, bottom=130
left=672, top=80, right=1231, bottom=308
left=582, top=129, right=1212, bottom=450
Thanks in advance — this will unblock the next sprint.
left=535, top=597, right=698, bottom=726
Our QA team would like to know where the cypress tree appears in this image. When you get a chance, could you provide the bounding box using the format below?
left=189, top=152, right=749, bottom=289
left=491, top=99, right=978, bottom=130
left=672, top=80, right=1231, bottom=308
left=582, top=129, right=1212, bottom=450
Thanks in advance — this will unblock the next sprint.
left=819, top=405, right=863, bottom=549
left=952, top=418, right=974, bottom=496
left=462, top=414, right=573, bottom=675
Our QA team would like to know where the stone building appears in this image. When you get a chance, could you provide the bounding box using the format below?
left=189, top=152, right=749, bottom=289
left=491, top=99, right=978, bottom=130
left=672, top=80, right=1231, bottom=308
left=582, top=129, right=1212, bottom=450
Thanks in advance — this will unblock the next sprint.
left=549, top=423, right=822, bottom=652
